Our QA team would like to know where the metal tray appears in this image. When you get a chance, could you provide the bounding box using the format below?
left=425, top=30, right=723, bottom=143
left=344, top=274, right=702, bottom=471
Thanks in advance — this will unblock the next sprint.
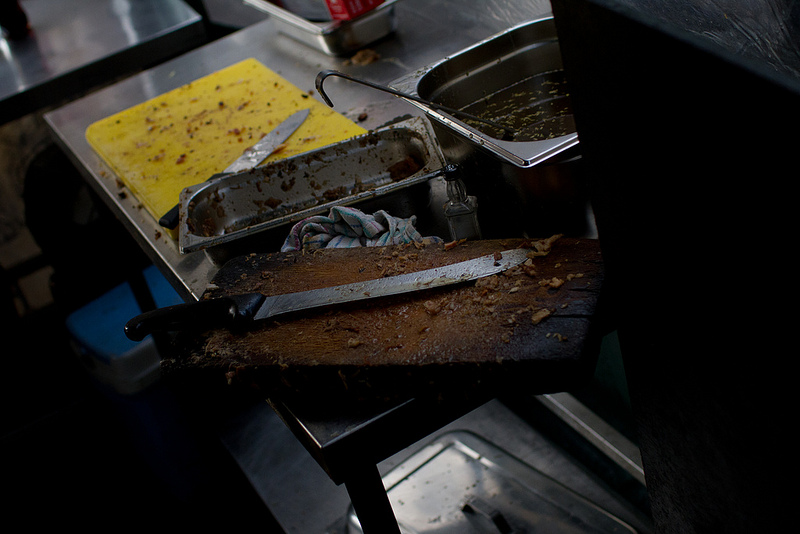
left=178, top=116, right=446, bottom=254
left=390, top=17, right=579, bottom=169
left=243, top=0, right=399, bottom=56
left=346, top=431, right=638, bottom=533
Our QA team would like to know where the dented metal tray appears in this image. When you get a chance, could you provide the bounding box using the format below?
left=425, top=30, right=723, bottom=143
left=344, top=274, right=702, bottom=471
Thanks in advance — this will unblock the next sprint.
left=346, top=431, right=638, bottom=533
left=178, top=116, right=445, bottom=254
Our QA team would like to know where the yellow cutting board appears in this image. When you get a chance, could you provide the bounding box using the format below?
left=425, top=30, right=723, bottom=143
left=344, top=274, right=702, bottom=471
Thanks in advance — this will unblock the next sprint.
left=86, top=58, right=367, bottom=237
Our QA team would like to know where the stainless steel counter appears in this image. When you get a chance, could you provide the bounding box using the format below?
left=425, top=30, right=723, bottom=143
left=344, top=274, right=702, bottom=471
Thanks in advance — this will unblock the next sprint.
left=1, top=0, right=204, bottom=124
left=40, top=4, right=653, bottom=532
left=44, top=0, right=556, bottom=302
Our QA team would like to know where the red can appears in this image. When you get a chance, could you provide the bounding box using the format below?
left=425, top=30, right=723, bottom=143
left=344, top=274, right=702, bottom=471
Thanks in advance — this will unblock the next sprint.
left=324, top=0, right=384, bottom=21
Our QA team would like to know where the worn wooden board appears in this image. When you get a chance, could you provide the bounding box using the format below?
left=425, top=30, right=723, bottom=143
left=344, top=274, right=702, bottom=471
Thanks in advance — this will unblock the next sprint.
left=86, top=58, right=367, bottom=234
left=166, top=237, right=605, bottom=399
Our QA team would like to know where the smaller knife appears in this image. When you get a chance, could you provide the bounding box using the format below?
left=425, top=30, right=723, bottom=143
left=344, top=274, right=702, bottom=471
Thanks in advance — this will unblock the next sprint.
left=124, top=248, right=530, bottom=341
left=158, top=108, right=310, bottom=229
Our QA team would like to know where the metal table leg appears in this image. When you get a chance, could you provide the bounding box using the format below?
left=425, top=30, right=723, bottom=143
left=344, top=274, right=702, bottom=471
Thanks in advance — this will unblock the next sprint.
left=344, top=463, right=401, bottom=534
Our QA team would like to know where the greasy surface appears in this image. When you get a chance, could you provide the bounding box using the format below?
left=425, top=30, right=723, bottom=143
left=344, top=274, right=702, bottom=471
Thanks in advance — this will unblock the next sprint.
left=167, top=238, right=604, bottom=397
left=85, top=58, right=367, bottom=231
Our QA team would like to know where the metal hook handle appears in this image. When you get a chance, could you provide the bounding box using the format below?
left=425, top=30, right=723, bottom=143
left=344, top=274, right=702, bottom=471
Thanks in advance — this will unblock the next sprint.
left=315, top=69, right=517, bottom=139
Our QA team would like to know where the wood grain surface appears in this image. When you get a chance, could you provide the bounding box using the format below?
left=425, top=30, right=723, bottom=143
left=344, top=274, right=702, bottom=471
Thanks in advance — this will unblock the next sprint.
left=165, top=237, right=605, bottom=399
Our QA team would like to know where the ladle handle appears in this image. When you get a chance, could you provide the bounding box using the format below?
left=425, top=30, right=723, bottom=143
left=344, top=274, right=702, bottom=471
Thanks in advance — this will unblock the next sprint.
left=315, top=70, right=516, bottom=137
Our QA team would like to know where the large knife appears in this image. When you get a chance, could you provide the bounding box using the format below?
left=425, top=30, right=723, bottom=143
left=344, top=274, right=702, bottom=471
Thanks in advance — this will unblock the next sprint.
left=158, top=108, right=310, bottom=229
left=124, top=248, right=530, bottom=341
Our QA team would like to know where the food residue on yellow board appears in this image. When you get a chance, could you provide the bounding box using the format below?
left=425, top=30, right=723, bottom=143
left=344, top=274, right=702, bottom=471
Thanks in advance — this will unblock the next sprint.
left=85, top=58, right=368, bottom=231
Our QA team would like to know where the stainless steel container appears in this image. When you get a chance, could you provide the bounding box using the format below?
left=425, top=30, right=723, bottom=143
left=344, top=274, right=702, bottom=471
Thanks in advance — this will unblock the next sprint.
left=243, top=0, right=399, bottom=56
left=178, top=117, right=447, bottom=256
left=391, top=17, right=594, bottom=239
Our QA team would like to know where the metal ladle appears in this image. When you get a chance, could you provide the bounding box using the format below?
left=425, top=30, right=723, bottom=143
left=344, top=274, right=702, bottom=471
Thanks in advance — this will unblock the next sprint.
left=315, top=69, right=518, bottom=140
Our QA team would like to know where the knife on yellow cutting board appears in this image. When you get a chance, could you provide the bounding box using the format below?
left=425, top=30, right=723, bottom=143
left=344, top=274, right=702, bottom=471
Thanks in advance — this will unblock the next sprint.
left=158, top=108, right=310, bottom=229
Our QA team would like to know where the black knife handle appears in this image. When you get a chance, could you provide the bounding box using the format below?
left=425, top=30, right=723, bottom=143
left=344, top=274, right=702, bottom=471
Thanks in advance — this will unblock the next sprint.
left=158, top=204, right=180, bottom=229
left=158, top=172, right=231, bottom=229
left=124, top=293, right=266, bottom=341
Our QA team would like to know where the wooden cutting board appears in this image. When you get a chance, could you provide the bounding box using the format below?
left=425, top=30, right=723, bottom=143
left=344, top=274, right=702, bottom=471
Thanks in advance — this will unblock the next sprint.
left=166, top=237, right=605, bottom=399
left=86, top=58, right=367, bottom=235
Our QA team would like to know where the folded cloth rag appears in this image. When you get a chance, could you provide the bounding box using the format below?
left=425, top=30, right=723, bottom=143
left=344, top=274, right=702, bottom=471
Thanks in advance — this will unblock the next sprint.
left=281, top=206, right=442, bottom=252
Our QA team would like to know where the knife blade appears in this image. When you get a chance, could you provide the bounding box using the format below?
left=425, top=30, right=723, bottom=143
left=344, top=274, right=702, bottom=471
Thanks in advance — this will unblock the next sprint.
left=158, top=108, right=310, bottom=229
left=124, top=248, right=530, bottom=341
